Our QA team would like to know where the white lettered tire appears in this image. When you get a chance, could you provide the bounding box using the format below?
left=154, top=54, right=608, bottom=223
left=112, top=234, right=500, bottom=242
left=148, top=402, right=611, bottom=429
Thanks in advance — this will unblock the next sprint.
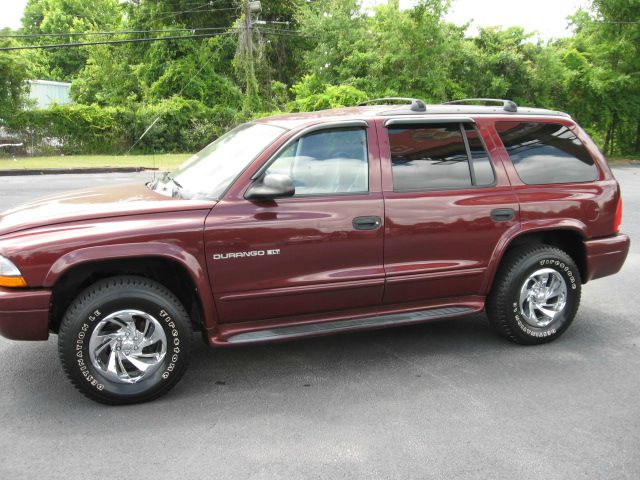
left=487, top=245, right=582, bottom=345
left=58, top=276, right=191, bottom=404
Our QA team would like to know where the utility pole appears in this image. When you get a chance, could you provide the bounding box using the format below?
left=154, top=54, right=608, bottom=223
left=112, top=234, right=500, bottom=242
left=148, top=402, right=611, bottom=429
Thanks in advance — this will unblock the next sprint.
left=239, top=0, right=261, bottom=110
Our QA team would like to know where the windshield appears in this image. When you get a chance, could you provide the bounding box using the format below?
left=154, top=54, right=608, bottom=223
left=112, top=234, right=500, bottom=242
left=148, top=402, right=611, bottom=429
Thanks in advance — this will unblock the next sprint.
left=153, top=122, right=286, bottom=199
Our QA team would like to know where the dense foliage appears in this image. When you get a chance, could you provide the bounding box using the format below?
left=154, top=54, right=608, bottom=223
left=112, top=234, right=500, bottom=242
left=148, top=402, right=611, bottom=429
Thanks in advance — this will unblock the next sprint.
left=3, top=99, right=245, bottom=154
left=1, top=0, right=638, bottom=156
left=0, top=31, right=30, bottom=116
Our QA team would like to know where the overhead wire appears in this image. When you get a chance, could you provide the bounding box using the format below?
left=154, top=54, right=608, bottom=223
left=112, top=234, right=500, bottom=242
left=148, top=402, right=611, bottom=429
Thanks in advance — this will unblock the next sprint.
left=0, top=31, right=238, bottom=51
left=0, top=26, right=235, bottom=39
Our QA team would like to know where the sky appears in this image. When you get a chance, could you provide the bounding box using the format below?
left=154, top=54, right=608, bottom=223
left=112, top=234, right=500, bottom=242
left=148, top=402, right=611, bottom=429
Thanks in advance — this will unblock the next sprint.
left=444, top=0, right=589, bottom=40
left=1, top=0, right=589, bottom=40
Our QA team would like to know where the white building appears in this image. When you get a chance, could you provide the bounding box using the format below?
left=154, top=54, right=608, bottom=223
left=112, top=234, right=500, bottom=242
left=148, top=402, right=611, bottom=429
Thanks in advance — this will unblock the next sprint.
left=27, top=80, right=73, bottom=109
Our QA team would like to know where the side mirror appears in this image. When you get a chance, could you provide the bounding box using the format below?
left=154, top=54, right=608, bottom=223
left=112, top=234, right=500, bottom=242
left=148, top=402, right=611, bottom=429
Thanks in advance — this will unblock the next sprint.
left=245, top=173, right=295, bottom=200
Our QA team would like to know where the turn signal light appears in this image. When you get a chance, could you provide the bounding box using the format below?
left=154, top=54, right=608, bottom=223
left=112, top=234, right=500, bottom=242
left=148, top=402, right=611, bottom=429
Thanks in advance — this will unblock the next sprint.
left=0, top=276, right=27, bottom=288
left=0, top=255, right=27, bottom=288
left=614, top=197, right=623, bottom=234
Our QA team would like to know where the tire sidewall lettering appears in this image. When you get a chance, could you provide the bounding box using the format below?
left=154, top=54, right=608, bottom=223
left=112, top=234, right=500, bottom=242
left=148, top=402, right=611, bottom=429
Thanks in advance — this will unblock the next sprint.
left=75, top=310, right=105, bottom=392
left=538, top=259, right=577, bottom=290
left=511, top=256, right=578, bottom=338
left=73, top=306, right=185, bottom=393
left=157, top=309, right=182, bottom=381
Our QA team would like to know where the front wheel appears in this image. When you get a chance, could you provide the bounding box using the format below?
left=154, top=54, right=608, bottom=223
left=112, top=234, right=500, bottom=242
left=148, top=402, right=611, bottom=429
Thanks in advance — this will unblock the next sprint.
left=58, top=276, right=192, bottom=404
left=487, top=245, right=582, bottom=345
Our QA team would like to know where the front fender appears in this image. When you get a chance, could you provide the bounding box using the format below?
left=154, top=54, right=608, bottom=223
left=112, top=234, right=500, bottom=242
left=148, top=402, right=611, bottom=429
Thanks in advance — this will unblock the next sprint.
left=43, top=242, right=219, bottom=333
left=44, top=242, right=204, bottom=287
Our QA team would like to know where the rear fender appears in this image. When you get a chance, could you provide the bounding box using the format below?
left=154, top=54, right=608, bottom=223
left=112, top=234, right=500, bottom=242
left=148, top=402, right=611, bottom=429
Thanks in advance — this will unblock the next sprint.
left=482, top=219, right=588, bottom=294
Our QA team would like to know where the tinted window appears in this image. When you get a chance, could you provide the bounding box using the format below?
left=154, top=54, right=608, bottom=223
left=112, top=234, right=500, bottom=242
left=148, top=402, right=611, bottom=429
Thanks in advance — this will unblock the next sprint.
left=496, top=122, right=598, bottom=184
left=389, top=124, right=475, bottom=191
left=266, top=128, right=368, bottom=195
left=464, top=124, right=495, bottom=186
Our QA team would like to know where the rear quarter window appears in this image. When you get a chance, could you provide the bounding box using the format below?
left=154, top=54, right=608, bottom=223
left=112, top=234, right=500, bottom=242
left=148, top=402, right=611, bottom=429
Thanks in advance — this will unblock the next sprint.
left=496, top=122, right=598, bottom=185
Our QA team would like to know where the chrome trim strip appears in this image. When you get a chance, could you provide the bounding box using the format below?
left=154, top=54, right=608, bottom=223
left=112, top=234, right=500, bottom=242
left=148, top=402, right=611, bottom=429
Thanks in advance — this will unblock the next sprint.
left=385, top=267, right=486, bottom=284
left=218, top=276, right=385, bottom=302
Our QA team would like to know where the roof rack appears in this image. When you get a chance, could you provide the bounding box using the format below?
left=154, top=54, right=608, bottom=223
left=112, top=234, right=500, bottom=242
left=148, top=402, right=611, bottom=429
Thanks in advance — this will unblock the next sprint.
left=358, top=97, right=427, bottom=113
left=443, top=98, right=518, bottom=113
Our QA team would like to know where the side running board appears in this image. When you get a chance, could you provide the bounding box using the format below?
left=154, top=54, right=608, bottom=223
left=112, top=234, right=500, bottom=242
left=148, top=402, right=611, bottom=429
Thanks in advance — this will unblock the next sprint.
left=227, top=306, right=474, bottom=344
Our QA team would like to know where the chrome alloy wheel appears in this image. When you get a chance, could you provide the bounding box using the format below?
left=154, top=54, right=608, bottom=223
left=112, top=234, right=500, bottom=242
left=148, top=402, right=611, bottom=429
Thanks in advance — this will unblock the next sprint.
left=518, top=268, right=568, bottom=328
left=88, top=310, right=167, bottom=384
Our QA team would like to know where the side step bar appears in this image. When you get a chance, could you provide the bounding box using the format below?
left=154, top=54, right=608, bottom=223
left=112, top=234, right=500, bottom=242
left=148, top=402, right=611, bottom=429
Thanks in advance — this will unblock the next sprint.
left=226, top=306, right=474, bottom=344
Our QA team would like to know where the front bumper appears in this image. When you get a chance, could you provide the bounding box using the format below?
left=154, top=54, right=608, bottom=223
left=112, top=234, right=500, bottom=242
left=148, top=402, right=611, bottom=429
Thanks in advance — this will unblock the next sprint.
left=0, top=288, right=51, bottom=341
left=584, top=233, right=630, bottom=282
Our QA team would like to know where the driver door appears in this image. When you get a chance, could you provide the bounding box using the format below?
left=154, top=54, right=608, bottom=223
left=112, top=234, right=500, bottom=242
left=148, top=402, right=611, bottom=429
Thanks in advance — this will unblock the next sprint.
left=204, top=122, right=385, bottom=324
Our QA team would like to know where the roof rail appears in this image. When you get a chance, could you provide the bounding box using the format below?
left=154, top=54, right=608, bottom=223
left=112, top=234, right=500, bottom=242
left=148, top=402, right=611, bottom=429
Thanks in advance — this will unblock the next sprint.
left=443, top=98, right=518, bottom=113
left=358, top=97, right=427, bottom=113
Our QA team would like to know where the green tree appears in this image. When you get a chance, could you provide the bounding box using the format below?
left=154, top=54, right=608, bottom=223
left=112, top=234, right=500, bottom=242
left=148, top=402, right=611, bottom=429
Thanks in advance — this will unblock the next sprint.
left=21, top=0, right=123, bottom=80
left=0, top=31, right=30, bottom=117
left=296, top=0, right=459, bottom=101
left=565, top=0, right=640, bottom=154
left=450, top=27, right=570, bottom=108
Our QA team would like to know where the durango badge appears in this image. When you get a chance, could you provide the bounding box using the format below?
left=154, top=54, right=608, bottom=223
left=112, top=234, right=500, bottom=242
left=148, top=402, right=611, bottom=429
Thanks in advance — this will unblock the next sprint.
left=213, top=249, right=281, bottom=260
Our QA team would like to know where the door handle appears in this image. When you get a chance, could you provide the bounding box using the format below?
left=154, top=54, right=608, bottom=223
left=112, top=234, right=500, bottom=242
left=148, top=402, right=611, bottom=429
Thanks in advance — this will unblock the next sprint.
left=353, top=216, right=382, bottom=231
left=490, top=208, right=515, bottom=222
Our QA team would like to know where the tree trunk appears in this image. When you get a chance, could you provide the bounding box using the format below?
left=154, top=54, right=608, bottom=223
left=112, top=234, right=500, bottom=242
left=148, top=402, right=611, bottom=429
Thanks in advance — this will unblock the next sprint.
left=604, top=123, right=613, bottom=156
left=635, top=120, right=640, bottom=154
left=611, top=113, right=619, bottom=156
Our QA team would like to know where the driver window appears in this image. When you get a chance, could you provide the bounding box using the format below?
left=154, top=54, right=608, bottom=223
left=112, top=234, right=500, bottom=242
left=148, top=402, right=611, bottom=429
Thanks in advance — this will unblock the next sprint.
left=266, top=127, right=369, bottom=196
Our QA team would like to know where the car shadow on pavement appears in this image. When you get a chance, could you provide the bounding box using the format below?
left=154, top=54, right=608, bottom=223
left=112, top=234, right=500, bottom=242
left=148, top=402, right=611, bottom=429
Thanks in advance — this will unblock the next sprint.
left=0, top=309, right=611, bottom=415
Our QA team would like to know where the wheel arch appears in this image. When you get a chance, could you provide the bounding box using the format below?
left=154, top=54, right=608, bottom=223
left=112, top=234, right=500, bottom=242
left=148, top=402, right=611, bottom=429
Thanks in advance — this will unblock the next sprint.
left=483, top=223, right=588, bottom=295
left=46, top=243, right=218, bottom=335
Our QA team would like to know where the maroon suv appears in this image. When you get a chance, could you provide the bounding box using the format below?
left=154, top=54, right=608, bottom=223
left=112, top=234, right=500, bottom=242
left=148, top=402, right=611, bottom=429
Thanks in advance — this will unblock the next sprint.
left=0, top=98, right=630, bottom=404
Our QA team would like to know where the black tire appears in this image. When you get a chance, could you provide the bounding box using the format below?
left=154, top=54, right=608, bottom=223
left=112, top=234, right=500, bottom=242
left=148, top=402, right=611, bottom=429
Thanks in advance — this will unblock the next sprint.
left=486, top=245, right=582, bottom=345
left=58, top=276, right=191, bottom=405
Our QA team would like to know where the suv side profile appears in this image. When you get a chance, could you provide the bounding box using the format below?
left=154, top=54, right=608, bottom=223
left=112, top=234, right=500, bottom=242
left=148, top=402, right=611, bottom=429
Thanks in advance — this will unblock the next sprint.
left=0, top=98, right=630, bottom=404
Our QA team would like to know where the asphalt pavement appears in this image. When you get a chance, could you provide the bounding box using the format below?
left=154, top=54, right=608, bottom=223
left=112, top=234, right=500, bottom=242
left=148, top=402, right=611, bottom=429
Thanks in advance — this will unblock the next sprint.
left=0, top=167, right=639, bottom=479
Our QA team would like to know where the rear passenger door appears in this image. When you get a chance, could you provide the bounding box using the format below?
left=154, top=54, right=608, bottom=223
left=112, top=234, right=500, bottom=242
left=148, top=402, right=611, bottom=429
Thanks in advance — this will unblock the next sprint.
left=378, top=119, right=519, bottom=304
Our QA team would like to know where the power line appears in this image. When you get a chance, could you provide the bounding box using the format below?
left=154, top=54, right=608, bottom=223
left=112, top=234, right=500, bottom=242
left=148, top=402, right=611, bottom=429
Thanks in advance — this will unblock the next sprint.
left=0, top=26, right=233, bottom=39
left=0, top=31, right=237, bottom=51
left=257, top=27, right=305, bottom=37
left=157, top=0, right=233, bottom=10
left=153, top=6, right=238, bottom=22
left=155, top=6, right=238, bottom=16
left=593, top=20, right=640, bottom=24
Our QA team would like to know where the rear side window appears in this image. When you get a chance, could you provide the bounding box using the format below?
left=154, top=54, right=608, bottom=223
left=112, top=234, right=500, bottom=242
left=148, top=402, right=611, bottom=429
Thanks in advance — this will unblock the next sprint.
left=388, top=123, right=495, bottom=191
left=496, top=122, right=598, bottom=185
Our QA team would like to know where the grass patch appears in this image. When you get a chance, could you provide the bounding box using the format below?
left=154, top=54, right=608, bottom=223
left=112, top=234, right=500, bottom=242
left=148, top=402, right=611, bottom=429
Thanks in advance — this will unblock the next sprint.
left=2, top=153, right=637, bottom=172
left=608, top=158, right=640, bottom=165
left=0, top=154, right=190, bottom=171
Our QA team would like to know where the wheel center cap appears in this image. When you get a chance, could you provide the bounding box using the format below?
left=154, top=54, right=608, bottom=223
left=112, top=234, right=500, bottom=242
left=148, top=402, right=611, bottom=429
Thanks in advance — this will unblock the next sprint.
left=122, top=339, right=136, bottom=352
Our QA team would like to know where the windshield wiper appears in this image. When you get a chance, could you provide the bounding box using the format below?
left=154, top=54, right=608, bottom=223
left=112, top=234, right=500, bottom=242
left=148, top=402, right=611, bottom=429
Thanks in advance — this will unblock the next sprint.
left=167, top=174, right=183, bottom=190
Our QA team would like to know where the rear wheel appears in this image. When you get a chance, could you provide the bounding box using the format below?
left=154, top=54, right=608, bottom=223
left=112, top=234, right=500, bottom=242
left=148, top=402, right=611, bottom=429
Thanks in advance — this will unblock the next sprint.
left=487, top=245, right=582, bottom=345
left=58, top=276, right=191, bottom=404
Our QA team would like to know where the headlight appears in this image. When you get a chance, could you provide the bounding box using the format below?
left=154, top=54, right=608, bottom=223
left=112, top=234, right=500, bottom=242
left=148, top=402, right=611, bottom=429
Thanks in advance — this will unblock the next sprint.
left=0, top=255, right=27, bottom=288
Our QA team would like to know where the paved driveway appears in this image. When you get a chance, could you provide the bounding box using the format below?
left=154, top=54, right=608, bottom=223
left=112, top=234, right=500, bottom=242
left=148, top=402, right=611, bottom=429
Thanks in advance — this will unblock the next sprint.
left=0, top=168, right=639, bottom=479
